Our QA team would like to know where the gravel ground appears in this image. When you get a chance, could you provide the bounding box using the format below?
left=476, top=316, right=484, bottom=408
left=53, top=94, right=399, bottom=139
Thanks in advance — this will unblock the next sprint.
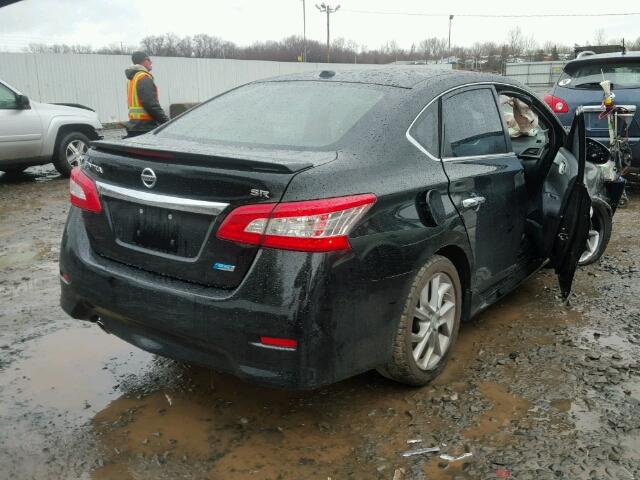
left=0, top=165, right=638, bottom=480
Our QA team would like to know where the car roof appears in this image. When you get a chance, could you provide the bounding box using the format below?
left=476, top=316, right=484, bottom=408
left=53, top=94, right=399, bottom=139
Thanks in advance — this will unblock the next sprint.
left=257, top=66, right=507, bottom=90
left=564, top=51, right=640, bottom=70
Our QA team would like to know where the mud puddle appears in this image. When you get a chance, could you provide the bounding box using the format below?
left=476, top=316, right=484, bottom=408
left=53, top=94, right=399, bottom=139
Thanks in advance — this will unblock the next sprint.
left=1, top=324, right=155, bottom=415
left=0, top=323, right=156, bottom=478
left=83, top=273, right=589, bottom=480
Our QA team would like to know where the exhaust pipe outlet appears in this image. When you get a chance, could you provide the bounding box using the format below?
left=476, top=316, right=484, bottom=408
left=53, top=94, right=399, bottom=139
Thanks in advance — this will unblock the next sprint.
left=94, top=317, right=110, bottom=334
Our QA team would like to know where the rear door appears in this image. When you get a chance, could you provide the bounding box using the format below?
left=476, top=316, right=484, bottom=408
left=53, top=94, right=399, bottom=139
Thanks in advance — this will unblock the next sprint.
left=439, top=86, right=528, bottom=294
left=538, top=110, right=591, bottom=298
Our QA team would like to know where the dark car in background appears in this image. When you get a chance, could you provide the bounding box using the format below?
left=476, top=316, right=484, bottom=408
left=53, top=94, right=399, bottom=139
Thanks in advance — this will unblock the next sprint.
left=60, top=68, right=591, bottom=389
left=545, top=52, right=640, bottom=170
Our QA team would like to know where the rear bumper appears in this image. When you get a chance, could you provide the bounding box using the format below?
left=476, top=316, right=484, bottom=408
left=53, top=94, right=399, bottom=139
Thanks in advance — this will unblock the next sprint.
left=59, top=208, right=411, bottom=389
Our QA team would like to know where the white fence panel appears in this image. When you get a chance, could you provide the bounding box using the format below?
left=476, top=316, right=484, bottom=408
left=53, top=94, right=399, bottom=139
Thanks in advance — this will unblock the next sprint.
left=0, top=53, right=451, bottom=123
left=504, top=61, right=567, bottom=93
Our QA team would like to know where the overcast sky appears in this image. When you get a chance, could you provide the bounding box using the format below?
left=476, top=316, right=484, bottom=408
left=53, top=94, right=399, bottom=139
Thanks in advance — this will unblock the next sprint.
left=0, top=0, right=638, bottom=52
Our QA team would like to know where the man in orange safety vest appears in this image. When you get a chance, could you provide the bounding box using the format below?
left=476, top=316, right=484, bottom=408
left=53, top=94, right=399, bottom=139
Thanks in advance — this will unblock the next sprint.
left=124, top=51, right=169, bottom=137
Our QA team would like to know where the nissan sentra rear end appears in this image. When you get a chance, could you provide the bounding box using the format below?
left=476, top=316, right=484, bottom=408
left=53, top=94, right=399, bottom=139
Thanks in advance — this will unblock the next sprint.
left=59, top=78, right=406, bottom=389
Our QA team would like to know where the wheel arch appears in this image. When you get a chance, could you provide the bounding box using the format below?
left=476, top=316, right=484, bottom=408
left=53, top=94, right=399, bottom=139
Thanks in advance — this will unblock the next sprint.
left=52, top=124, right=101, bottom=162
left=590, top=195, right=612, bottom=216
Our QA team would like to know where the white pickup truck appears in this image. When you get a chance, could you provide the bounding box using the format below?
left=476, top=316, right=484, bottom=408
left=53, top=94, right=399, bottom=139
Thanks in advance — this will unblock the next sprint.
left=0, top=79, right=103, bottom=177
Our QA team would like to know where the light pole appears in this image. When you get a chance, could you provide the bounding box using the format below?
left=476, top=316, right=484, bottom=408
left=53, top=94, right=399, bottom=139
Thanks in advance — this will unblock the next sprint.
left=302, top=0, right=307, bottom=61
left=316, top=3, right=340, bottom=63
left=448, top=15, right=454, bottom=60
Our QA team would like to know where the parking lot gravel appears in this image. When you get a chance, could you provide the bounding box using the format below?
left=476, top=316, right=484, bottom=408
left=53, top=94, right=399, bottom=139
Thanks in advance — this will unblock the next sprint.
left=0, top=166, right=638, bottom=479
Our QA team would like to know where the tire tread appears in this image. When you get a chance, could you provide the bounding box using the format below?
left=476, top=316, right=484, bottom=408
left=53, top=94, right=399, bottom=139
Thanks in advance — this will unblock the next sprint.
left=379, top=255, right=461, bottom=386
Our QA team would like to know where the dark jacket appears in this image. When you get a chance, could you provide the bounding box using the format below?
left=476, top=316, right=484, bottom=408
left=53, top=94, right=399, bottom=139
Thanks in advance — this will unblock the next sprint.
left=125, top=65, right=169, bottom=132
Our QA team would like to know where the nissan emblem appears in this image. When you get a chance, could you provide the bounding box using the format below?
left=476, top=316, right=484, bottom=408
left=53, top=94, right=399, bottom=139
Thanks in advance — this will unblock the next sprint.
left=141, top=168, right=157, bottom=189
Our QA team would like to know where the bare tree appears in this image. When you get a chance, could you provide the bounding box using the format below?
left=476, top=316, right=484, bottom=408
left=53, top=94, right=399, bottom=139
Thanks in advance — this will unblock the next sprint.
left=469, top=42, right=485, bottom=70
left=557, top=44, right=572, bottom=54
left=434, top=38, right=448, bottom=60
left=522, top=34, right=538, bottom=61
left=27, top=43, right=93, bottom=54
left=95, top=43, right=135, bottom=55
left=418, top=38, right=430, bottom=61
left=20, top=31, right=587, bottom=71
left=507, top=27, right=524, bottom=58
left=383, top=40, right=402, bottom=62
left=158, top=33, right=180, bottom=56
left=176, top=36, right=193, bottom=57
left=542, top=41, right=556, bottom=54
left=594, top=28, right=606, bottom=45
left=140, top=35, right=163, bottom=56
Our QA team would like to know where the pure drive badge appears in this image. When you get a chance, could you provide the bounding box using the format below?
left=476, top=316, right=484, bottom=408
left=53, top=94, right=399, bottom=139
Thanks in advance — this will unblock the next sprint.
left=213, top=262, right=236, bottom=272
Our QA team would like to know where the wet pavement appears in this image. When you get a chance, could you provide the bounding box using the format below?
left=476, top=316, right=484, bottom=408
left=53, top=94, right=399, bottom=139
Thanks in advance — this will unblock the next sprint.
left=1, top=166, right=639, bottom=480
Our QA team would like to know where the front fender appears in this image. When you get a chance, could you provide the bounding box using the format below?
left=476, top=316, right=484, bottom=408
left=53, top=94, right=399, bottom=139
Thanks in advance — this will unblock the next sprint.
left=40, top=114, right=103, bottom=157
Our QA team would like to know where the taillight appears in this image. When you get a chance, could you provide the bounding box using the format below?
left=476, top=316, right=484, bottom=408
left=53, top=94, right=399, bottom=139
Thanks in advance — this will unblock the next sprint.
left=259, top=337, right=298, bottom=350
left=69, top=167, right=102, bottom=213
left=216, top=193, right=376, bottom=252
left=544, top=94, right=569, bottom=113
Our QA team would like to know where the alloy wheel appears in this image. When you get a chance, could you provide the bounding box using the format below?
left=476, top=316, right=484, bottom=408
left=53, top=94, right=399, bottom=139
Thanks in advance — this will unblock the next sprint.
left=411, top=272, right=457, bottom=371
left=65, top=139, right=88, bottom=167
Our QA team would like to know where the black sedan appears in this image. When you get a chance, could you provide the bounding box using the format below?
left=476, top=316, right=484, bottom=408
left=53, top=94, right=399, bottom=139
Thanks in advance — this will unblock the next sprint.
left=60, top=67, right=590, bottom=389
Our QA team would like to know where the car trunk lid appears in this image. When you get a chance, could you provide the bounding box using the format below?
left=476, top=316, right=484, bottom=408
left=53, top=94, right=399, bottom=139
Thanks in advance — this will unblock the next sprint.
left=81, top=138, right=336, bottom=288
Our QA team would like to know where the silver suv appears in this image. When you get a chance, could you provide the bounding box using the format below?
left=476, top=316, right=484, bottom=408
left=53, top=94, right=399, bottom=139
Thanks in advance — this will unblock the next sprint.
left=0, top=79, right=103, bottom=177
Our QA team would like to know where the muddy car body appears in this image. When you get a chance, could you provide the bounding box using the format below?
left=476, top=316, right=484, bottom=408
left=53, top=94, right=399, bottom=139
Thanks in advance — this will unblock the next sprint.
left=60, top=68, right=591, bottom=389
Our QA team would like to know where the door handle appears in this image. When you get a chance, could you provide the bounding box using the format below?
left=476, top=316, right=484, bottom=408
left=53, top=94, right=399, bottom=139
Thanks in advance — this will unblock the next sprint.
left=462, top=196, right=486, bottom=210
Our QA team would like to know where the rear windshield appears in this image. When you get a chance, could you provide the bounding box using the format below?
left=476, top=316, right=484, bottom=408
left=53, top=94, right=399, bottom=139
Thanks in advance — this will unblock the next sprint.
left=560, top=61, right=640, bottom=89
left=157, top=81, right=386, bottom=148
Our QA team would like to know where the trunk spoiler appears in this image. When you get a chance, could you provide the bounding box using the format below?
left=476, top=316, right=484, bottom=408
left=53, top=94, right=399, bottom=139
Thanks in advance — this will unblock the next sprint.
left=90, top=140, right=328, bottom=174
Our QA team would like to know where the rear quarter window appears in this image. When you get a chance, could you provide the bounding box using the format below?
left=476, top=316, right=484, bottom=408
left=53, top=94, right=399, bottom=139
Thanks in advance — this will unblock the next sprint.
left=157, top=81, right=386, bottom=148
left=410, top=102, right=439, bottom=157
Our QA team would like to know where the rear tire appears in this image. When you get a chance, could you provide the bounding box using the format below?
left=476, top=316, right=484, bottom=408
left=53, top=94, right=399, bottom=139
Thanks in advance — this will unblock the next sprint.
left=578, top=199, right=612, bottom=266
left=378, top=255, right=462, bottom=386
left=53, top=131, right=90, bottom=177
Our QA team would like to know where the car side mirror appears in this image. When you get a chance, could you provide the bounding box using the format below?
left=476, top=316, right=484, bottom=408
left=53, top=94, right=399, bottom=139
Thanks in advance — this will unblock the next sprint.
left=16, top=95, right=30, bottom=109
left=586, top=137, right=610, bottom=165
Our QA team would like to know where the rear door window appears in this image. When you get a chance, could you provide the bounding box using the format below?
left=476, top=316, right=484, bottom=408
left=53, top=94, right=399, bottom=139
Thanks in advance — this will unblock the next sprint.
left=442, top=88, right=507, bottom=158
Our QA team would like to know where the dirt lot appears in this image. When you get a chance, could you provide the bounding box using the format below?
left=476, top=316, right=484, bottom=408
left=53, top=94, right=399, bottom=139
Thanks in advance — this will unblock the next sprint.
left=1, top=165, right=639, bottom=480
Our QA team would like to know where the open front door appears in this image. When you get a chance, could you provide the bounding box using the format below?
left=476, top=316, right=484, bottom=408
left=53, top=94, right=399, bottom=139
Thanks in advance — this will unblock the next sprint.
left=540, top=110, right=591, bottom=299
